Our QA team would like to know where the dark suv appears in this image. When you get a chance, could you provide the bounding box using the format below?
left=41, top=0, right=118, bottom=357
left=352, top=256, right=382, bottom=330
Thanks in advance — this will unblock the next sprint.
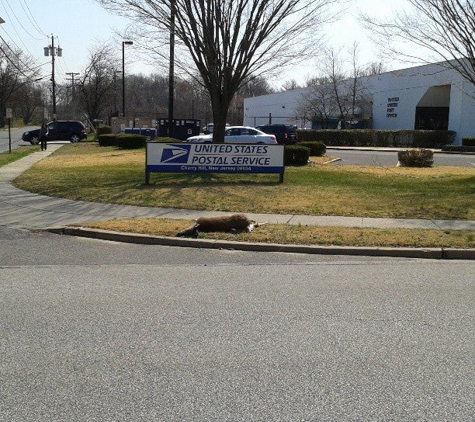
left=22, top=120, right=87, bottom=144
left=256, top=124, right=298, bottom=145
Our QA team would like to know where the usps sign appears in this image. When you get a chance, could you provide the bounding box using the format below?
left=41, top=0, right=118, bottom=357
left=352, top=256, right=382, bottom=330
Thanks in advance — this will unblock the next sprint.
left=146, top=143, right=285, bottom=183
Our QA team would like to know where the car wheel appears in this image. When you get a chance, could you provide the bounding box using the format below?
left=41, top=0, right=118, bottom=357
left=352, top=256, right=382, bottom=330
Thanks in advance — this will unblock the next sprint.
left=30, top=136, right=39, bottom=145
left=70, top=134, right=80, bottom=143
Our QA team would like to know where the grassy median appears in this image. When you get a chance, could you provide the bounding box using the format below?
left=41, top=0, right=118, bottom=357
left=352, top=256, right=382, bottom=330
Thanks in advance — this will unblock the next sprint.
left=12, top=143, right=475, bottom=248
left=0, top=145, right=39, bottom=166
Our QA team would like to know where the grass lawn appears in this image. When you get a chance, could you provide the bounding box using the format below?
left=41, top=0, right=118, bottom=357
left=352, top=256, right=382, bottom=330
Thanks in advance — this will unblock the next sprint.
left=81, top=217, right=475, bottom=249
left=10, top=143, right=475, bottom=248
left=13, top=143, right=475, bottom=220
left=0, top=145, right=39, bottom=167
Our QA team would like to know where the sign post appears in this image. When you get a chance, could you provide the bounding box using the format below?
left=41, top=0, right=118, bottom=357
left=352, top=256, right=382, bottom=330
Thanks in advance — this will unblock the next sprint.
left=6, top=108, right=12, bottom=153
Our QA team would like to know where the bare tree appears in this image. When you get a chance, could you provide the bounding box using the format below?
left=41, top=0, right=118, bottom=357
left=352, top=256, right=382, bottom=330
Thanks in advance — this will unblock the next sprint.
left=363, top=62, right=386, bottom=76
left=0, top=43, right=41, bottom=126
left=239, top=76, right=275, bottom=98
left=77, top=45, right=119, bottom=121
left=297, top=46, right=372, bottom=128
left=296, top=76, right=336, bottom=128
left=281, top=79, right=302, bottom=91
left=362, top=0, right=475, bottom=86
left=98, top=0, right=338, bottom=142
left=11, top=82, right=43, bottom=125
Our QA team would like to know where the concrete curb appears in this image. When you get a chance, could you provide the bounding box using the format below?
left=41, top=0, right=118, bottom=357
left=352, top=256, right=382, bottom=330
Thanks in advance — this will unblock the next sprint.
left=47, top=227, right=475, bottom=260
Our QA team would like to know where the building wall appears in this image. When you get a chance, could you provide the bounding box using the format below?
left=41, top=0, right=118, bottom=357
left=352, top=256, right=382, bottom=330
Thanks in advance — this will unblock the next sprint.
left=243, top=88, right=309, bottom=128
left=450, top=77, right=475, bottom=142
left=243, top=62, right=475, bottom=144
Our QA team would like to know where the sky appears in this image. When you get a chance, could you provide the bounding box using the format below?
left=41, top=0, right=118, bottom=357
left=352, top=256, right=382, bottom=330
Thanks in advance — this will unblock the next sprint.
left=0, top=0, right=424, bottom=90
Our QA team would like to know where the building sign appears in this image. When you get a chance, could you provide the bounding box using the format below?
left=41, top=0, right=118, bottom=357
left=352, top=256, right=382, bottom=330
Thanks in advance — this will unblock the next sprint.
left=145, top=143, right=285, bottom=183
left=386, top=97, right=399, bottom=118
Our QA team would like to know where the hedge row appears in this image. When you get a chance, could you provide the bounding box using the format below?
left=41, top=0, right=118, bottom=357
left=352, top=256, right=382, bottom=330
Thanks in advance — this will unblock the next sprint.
left=284, top=145, right=310, bottom=166
left=98, top=134, right=147, bottom=149
left=296, top=141, right=326, bottom=156
left=297, top=129, right=456, bottom=148
left=96, top=125, right=112, bottom=137
left=462, top=137, right=475, bottom=146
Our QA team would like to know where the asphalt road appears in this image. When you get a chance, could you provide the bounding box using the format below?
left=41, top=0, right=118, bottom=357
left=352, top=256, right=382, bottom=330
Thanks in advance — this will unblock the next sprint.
left=1, top=227, right=474, bottom=421
left=329, top=148, right=475, bottom=167
left=2, top=127, right=473, bottom=168
left=0, top=127, right=29, bottom=153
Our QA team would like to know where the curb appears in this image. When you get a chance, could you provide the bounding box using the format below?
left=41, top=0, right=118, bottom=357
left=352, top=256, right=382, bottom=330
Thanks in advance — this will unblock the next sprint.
left=46, top=227, right=475, bottom=260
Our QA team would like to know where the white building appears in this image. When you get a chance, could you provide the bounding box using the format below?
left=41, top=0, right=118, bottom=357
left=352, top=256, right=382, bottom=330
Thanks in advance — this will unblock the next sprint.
left=243, top=61, right=475, bottom=145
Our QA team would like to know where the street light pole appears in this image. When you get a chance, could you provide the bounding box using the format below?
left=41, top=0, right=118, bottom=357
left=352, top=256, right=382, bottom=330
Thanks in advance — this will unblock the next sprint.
left=122, top=41, right=133, bottom=117
left=113, top=70, right=121, bottom=116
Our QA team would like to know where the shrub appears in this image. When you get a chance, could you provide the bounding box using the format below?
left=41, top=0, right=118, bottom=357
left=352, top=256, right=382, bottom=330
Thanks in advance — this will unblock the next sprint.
left=296, top=129, right=456, bottom=148
left=154, top=136, right=183, bottom=143
left=462, top=137, right=475, bottom=147
left=98, top=134, right=118, bottom=147
left=116, top=134, right=147, bottom=149
left=397, top=149, right=434, bottom=167
left=297, top=141, right=326, bottom=156
left=284, top=145, right=310, bottom=166
left=96, top=125, right=112, bottom=137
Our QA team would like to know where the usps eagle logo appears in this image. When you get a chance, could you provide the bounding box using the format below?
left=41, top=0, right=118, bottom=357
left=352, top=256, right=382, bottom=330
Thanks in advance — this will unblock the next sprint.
left=160, top=144, right=191, bottom=164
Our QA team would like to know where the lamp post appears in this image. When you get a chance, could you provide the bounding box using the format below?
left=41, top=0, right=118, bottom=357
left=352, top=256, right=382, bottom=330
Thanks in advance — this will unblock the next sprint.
left=113, top=70, right=121, bottom=116
left=122, top=41, right=133, bottom=117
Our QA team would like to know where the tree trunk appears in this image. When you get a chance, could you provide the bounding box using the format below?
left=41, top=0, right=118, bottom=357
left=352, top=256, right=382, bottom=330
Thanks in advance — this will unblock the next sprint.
left=210, top=92, right=231, bottom=143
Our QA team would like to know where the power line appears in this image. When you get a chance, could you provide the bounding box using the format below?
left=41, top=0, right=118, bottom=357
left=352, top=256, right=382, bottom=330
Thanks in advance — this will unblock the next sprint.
left=0, top=36, right=41, bottom=79
left=0, top=0, right=43, bottom=43
left=18, top=0, right=48, bottom=38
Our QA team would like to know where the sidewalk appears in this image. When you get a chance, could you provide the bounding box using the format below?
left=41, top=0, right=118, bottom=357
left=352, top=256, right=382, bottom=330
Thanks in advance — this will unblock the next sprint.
left=1, top=144, right=474, bottom=259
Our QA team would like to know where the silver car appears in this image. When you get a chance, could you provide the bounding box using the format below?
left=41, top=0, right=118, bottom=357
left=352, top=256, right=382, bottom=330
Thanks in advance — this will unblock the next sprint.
left=186, top=126, right=277, bottom=144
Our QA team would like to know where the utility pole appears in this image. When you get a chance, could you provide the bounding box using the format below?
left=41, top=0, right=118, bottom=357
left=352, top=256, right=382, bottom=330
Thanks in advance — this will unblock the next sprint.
left=168, top=0, right=175, bottom=136
left=44, top=35, right=62, bottom=120
left=66, top=72, right=79, bottom=119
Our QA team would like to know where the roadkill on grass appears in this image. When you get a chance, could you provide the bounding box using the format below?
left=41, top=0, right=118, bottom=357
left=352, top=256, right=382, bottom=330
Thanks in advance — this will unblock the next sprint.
left=177, top=213, right=265, bottom=238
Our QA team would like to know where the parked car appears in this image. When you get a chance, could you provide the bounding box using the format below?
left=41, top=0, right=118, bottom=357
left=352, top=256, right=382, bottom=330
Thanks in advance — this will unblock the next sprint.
left=256, top=124, right=298, bottom=145
left=22, top=120, right=87, bottom=144
left=202, top=122, right=230, bottom=134
left=186, top=126, right=277, bottom=144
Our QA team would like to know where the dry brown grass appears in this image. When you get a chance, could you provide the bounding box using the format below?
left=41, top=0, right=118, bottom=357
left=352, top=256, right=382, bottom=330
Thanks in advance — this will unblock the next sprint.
left=14, top=144, right=475, bottom=222
left=79, top=218, right=475, bottom=249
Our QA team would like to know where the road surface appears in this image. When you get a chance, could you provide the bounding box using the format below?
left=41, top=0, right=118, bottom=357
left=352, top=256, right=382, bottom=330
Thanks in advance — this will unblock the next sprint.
left=1, top=227, right=474, bottom=421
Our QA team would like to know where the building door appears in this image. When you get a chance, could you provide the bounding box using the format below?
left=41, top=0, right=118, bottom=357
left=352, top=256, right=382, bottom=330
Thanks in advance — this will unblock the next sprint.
left=414, top=85, right=451, bottom=130
left=415, top=106, right=449, bottom=130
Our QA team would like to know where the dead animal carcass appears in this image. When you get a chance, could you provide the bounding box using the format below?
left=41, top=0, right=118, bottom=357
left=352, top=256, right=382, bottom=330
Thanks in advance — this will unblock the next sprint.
left=177, top=213, right=260, bottom=238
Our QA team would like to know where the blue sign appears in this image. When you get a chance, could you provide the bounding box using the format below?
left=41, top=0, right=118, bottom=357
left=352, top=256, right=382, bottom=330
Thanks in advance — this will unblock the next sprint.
left=146, top=143, right=285, bottom=176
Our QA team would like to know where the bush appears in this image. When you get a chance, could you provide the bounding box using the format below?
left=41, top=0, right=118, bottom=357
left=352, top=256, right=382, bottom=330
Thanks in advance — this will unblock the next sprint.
left=397, top=149, right=434, bottom=167
left=284, top=145, right=310, bottom=166
left=98, top=134, right=118, bottom=147
left=297, top=129, right=456, bottom=148
left=154, top=136, right=183, bottom=143
left=297, top=141, right=326, bottom=156
left=116, top=134, right=147, bottom=149
left=96, top=125, right=112, bottom=137
left=462, top=137, right=475, bottom=147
